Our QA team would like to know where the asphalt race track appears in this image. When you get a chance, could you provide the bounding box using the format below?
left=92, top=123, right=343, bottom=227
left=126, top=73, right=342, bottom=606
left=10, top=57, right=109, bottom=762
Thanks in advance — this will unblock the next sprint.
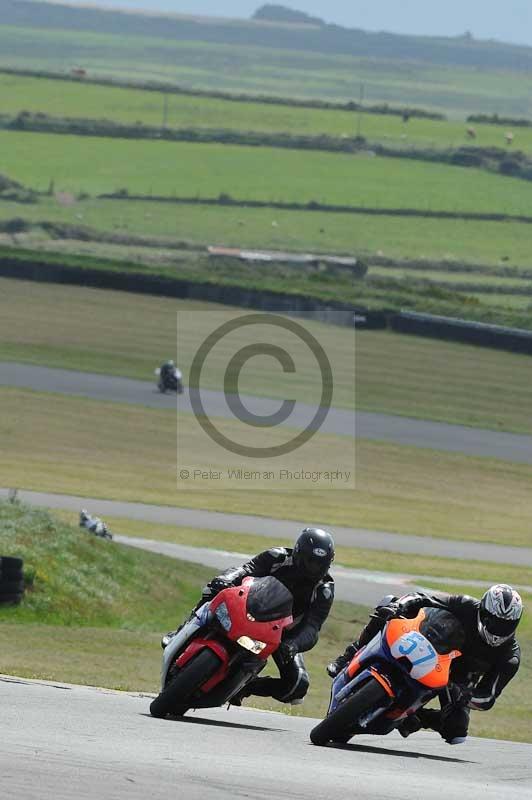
left=2, top=362, right=532, bottom=463
left=2, top=488, right=531, bottom=567
left=1, top=677, right=530, bottom=800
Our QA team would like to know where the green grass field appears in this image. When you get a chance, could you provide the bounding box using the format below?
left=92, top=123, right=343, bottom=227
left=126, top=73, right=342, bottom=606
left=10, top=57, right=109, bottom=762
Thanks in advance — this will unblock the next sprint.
left=2, top=72, right=532, bottom=153
left=2, top=279, right=532, bottom=433
left=2, top=25, right=532, bottom=118
left=0, top=500, right=211, bottom=629
left=3, top=195, right=532, bottom=269
left=2, top=130, right=530, bottom=216
left=369, top=266, right=532, bottom=291
left=1, top=387, right=532, bottom=546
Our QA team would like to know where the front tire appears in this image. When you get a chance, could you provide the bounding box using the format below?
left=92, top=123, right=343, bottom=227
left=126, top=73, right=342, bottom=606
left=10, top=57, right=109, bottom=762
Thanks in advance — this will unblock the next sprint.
left=310, top=679, right=388, bottom=746
left=150, top=648, right=222, bottom=719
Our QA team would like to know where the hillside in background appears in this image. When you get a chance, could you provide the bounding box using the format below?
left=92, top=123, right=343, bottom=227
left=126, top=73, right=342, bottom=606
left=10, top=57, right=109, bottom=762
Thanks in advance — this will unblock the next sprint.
left=4, top=0, right=532, bottom=72
left=253, top=4, right=325, bottom=27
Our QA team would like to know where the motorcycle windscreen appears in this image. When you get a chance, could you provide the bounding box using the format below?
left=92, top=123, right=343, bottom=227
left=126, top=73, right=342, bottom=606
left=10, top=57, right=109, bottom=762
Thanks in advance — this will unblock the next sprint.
left=246, top=576, right=293, bottom=622
left=419, top=608, right=465, bottom=655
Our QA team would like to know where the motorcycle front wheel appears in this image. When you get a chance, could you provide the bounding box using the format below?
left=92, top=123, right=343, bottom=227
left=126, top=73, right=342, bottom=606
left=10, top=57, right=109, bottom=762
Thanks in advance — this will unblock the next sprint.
left=150, top=648, right=222, bottom=718
left=310, top=678, right=388, bottom=746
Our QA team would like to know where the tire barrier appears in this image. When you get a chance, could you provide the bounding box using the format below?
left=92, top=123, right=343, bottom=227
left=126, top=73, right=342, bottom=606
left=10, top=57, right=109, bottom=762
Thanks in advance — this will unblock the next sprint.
left=391, top=311, right=532, bottom=355
left=0, top=556, right=25, bottom=606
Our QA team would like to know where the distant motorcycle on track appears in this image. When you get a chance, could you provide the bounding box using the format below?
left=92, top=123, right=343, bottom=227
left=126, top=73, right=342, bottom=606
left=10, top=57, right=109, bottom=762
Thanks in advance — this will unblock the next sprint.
left=79, top=510, right=112, bottom=541
left=310, top=607, right=464, bottom=745
left=150, top=576, right=293, bottom=718
left=155, top=361, right=184, bottom=395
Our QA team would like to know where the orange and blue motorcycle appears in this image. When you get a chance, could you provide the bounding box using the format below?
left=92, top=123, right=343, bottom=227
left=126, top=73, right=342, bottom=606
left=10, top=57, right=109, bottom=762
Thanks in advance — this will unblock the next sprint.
left=311, top=607, right=464, bottom=745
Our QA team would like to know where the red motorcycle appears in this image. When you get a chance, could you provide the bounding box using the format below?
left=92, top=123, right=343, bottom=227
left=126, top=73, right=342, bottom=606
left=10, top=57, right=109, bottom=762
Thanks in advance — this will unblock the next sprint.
left=150, top=576, right=293, bottom=718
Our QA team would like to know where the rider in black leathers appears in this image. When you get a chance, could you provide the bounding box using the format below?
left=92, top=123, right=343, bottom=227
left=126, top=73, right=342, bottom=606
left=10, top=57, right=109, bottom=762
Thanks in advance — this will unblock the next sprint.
left=164, top=528, right=335, bottom=705
left=327, top=585, right=522, bottom=744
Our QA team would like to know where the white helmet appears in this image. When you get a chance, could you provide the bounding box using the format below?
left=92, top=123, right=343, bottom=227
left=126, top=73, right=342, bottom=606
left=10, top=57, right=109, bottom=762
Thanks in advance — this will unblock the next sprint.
left=478, top=584, right=523, bottom=646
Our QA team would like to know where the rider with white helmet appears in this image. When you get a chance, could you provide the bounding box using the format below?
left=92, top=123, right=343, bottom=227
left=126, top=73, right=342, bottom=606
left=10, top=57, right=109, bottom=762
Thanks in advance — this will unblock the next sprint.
left=328, top=584, right=522, bottom=745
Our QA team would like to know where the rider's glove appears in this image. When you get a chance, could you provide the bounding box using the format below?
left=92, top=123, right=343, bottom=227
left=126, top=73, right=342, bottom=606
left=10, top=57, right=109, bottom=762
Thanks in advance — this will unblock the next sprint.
left=375, top=602, right=400, bottom=622
left=444, top=683, right=473, bottom=711
left=455, top=687, right=474, bottom=708
left=326, top=660, right=342, bottom=678
left=277, top=641, right=297, bottom=666
left=396, top=593, right=426, bottom=618
left=209, top=577, right=232, bottom=594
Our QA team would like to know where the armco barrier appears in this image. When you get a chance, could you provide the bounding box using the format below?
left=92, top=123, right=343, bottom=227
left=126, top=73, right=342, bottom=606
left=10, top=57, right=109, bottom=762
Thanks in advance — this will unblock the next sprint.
left=2, top=258, right=529, bottom=347
left=391, top=311, right=532, bottom=355
left=0, top=258, right=386, bottom=329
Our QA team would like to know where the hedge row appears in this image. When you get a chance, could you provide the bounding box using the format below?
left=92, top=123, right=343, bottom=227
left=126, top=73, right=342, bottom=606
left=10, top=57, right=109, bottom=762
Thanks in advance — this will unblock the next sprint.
left=0, top=66, right=445, bottom=120
left=467, top=113, right=532, bottom=128
left=7, top=112, right=532, bottom=182
left=98, top=191, right=532, bottom=225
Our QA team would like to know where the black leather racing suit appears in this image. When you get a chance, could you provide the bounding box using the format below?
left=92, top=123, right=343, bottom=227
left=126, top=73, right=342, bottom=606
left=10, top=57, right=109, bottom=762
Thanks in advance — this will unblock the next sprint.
left=202, top=547, right=334, bottom=703
left=340, top=592, right=521, bottom=742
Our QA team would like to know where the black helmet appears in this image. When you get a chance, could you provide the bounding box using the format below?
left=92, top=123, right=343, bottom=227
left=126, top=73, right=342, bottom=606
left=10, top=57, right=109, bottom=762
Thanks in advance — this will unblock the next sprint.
left=293, top=527, right=334, bottom=581
left=478, top=584, right=523, bottom=646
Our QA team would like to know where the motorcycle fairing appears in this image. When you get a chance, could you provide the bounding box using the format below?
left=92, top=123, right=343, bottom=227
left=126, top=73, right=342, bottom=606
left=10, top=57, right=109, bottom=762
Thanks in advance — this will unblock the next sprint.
left=159, top=603, right=210, bottom=689
left=385, top=611, right=462, bottom=689
left=161, top=578, right=293, bottom=697
left=328, top=621, right=452, bottom=722
left=176, top=638, right=231, bottom=693
left=328, top=633, right=395, bottom=715
left=209, top=578, right=293, bottom=659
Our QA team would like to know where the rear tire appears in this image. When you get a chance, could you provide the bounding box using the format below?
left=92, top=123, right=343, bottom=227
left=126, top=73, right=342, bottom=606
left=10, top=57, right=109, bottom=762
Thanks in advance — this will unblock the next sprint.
left=310, top=679, right=388, bottom=746
left=150, top=648, right=222, bottom=719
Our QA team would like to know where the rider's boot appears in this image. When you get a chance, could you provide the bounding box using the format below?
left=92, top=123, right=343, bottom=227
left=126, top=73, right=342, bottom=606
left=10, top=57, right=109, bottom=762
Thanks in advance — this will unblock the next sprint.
left=161, top=631, right=177, bottom=650
left=229, top=685, right=252, bottom=707
left=161, top=618, right=189, bottom=649
left=327, top=641, right=360, bottom=677
left=397, top=714, right=423, bottom=738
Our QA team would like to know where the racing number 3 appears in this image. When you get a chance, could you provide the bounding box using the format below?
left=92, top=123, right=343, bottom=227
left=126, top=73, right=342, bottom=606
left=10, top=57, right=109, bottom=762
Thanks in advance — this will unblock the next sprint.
left=398, top=632, right=436, bottom=667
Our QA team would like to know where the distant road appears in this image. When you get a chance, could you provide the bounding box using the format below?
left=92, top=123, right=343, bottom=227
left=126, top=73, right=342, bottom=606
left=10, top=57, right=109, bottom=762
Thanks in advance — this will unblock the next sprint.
left=114, top=536, right=532, bottom=604
left=3, top=488, right=532, bottom=567
left=2, top=678, right=531, bottom=800
left=2, top=362, right=532, bottom=463
left=116, top=535, right=417, bottom=605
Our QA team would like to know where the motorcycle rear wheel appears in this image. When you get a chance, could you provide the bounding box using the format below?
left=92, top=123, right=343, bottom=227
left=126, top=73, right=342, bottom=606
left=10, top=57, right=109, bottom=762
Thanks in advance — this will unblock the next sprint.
left=150, top=648, right=222, bottom=719
left=310, top=678, right=388, bottom=746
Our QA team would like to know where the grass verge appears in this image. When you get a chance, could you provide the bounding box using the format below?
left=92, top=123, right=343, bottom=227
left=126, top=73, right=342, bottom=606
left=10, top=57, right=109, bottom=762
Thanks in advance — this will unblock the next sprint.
left=51, top=512, right=532, bottom=589
left=0, top=500, right=211, bottom=628
left=1, top=388, right=532, bottom=547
